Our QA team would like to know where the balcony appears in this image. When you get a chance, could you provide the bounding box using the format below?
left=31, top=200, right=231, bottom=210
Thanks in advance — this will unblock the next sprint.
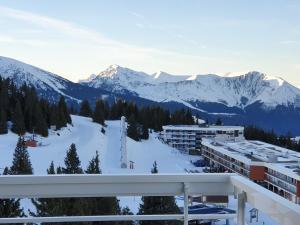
left=0, top=174, right=300, bottom=225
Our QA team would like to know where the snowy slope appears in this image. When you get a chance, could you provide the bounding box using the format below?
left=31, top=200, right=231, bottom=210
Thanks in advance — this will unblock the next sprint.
left=0, top=56, right=110, bottom=104
left=0, top=56, right=79, bottom=101
left=0, top=116, right=105, bottom=174
left=81, top=66, right=300, bottom=109
left=102, top=120, right=198, bottom=174
left=0, top=115, right=198, bottom=175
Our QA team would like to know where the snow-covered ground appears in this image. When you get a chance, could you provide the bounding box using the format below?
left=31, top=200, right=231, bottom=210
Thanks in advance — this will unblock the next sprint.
left=0, top=115, right=199, bottom=174
left=1, top=115, right=105, bottom=174
left=102, top=120, right=198, bottom=174
left=0, top=115, right=278, bottom=224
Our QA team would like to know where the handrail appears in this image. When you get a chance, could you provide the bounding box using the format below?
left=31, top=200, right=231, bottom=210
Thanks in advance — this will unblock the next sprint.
left=0, top=173, right=300, bottom=225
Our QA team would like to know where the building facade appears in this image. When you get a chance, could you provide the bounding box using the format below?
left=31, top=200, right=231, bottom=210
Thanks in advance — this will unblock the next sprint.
left=160, top=125, right=244, bottom=153
left=201, top=139, right=300, bottom=204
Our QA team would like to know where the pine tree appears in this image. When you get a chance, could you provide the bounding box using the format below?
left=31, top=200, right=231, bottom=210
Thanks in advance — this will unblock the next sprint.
left=120, top=206, right=135, bottom=225
left=80, top=100, right=92, bottom=117
left=32, top=146, right=84, bottom=225
left=12, top=100, right=26, bottom=135
left=0, top=167, right=25, bottom=223
left=83, top=152, right=121, bottom=225
left=138, top=162, right=181, bottom=225
left=47, top=161, right=56, bottom=174
left=85, top=151, right=101, bottom=174
left=34, top=103, right=49, bottom=137
left=31, top=162, right=61, bottom=222
left=215, top=117, right=222, bottom=126
left=151, top=161, right=158, bottom=174
left=23, top=87, right=36, bottom=132
left=62, top=143, right=83, bottom=174
left=0, top=109, right=8, bottom=134
left=54, top=96, right=72, bottom=130
left=92, top=100, right=105, bottom=125
left=141, top=124, right=149, bottom=140
left=127, top=115, right=139, bottom=141
left=50, top=105, right=59, bottom=129
left=10, top=137, right=33, bottom=175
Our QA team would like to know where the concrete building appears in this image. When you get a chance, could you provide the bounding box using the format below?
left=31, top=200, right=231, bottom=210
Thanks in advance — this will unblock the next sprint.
left=201, top=138, right=300, bottom=204
left=160, top=125, right=244, bottom=153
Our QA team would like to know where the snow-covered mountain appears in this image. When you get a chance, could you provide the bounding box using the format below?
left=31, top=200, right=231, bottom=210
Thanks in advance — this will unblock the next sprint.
left=1, top=56, right=300, bottom=134
left=81, top=65, right=300, bottom=110
left=0, top=56, right=108, bottom=103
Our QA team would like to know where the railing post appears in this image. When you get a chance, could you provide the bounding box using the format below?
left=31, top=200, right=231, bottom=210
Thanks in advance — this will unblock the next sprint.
left=183, top=182, right=189, bottom=225
left=237, top=192, right=246, bottom=225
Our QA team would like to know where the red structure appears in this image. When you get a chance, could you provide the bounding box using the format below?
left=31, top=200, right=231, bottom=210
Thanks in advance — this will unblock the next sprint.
left=25, top=140, right=38, bottom=147
left=250, top=166, right=266, bottom=181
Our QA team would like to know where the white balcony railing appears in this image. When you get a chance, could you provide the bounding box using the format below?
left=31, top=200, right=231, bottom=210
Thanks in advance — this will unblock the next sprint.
left=0, top=173, right=300, bottom=225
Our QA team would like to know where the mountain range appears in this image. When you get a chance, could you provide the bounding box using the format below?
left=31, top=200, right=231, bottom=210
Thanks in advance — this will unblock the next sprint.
left=1, top=56, right=300, bottom=135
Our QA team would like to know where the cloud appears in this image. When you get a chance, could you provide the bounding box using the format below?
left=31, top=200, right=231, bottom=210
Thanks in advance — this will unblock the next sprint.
left=135, top=23, right=145, bottom=29
left=0, top=34, right=47, bottom=46
left=0, top=5, right=239, bottom=81
left=129, top=11, right=145, bottom=19
left=280, top=40, right=299, bottom=45
left=0, top=6, right=219, bottom=61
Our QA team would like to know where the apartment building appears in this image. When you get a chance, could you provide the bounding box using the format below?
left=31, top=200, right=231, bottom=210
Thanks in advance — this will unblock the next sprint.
left=160, top=125, right=244, bottom=153
left=201, top=138, right=300, bottom=204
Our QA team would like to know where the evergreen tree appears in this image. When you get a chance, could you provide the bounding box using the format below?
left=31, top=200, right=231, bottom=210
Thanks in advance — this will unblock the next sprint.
left=56, top=97, right=70, bottom=129
left=85, top=151, right=101, bottom=174
left=11, top=100, right=26, bottom=135
left=82, top=152, right=121, bottom=225
left=127, top=115, right=139, bottom=141
left=120, top=206, right=135, bottom=225
left=0, top=79, right=9, bottom=111
left=80, top=100, right=92, bottom=117
left=215, top=117, right=222, bottom=126
left=93, top=100, right=105, bottom=125
left=23, top=87, right=37, bottom=132
left=34, top=103, right=48, bottom=137
left=0, top=168, right=25, bottom=223
left=62, top=143, right=83, bottom=174
left=10, top=137, right=33, bottom=175
left=138, top=163, right=181, bottom=225
left=141, top=124, right=149, bottom=140
left=49, top=106, right=59, bottom=129
left=32, top=146, right=84, bottom=225
left=151, top=161, right=158, bottom=174
left=47, top=161, right=56, bottom=174
left=31, top=162, right=60, bottom=221
left=56, top=166, right=63, bottom=174
left=0, top=109, right=8, bottom=134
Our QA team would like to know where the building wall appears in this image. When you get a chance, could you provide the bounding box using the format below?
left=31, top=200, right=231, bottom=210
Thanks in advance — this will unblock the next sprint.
left=201, top=143, right=300, bottom=204
left=161, top=126, right=244, bottom=153
left=250, top=166, right=266, bottom=181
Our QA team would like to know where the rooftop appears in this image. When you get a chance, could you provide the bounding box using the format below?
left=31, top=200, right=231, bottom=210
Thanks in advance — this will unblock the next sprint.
left=162, top=125, right=244, bottom=131
left=202, top=139, right=300, bottom=180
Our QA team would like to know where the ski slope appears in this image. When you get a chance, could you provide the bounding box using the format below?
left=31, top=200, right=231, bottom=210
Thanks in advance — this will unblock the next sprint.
left=102, top=120, right=198, bottom=174
left=0, top=115, right=198, bottom=174
left=0, top=115, right=105, bottom=174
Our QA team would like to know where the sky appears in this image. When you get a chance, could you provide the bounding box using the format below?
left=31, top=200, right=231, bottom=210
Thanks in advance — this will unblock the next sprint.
left=0, top=0, right=299, bottom=86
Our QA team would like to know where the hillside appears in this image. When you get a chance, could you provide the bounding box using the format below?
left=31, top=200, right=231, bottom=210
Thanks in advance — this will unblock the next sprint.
left=0, top=115, right=198, bottom=175
left=0, top=56, right=109, bottom=104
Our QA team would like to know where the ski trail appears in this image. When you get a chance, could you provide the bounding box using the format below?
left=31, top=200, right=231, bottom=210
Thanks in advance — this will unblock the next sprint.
left=102, top=120, right=122, bottom=172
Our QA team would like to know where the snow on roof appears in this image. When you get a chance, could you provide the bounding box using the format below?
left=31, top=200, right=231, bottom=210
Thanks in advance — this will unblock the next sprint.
left=202, top=138, right=300, bottom=180
left=162, top=125, right=244, bottom=131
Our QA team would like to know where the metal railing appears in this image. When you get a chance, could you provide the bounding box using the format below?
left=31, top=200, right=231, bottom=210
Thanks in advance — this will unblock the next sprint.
left=0, top=173, right=299, bottom=225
